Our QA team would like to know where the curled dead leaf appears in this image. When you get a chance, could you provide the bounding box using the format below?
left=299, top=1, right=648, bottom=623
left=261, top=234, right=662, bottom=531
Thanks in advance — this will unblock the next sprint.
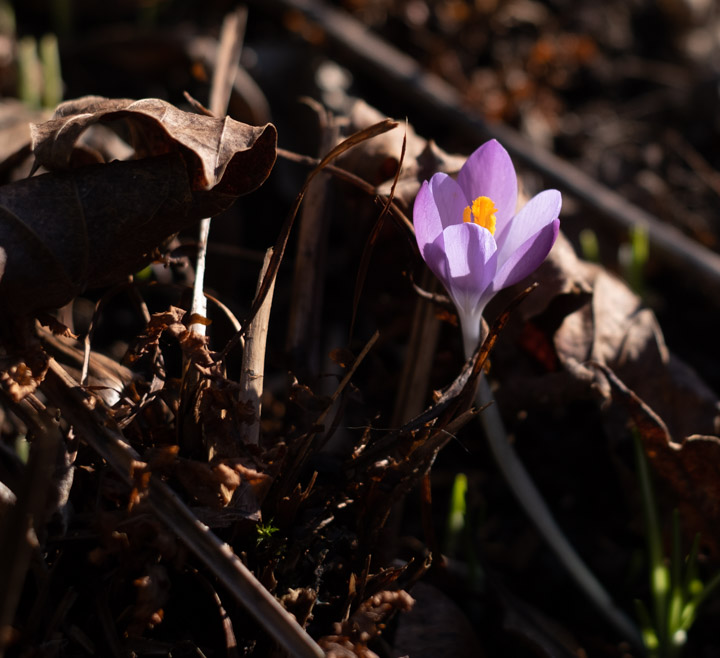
left=31, top=96, right=276, bottom=193
left=172, top=455, right=273, bottom=514
left=493, top=232, right=720, bottom=441
left=0, top=97, right=276, bottom=315
left=594, top=364, right=720, bottom=549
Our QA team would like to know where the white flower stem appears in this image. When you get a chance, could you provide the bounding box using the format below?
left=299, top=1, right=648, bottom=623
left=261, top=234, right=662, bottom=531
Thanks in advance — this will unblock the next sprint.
left=464, top=332, right=642, bottom=646
left=461, top=313, right=483, bottom=362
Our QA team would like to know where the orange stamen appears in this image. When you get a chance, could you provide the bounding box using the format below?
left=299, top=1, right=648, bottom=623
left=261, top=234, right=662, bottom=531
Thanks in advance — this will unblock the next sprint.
left=463, top=196, right=497, bottom=235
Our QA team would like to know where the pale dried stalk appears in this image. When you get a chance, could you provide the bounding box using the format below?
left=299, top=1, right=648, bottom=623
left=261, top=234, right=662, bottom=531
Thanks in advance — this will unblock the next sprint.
left=190, top=7, right=248, bottom=335
left=239, top=248, right=276, bottom=445
left=41, top=360, right=324, bottom=658
left=209, top=7, right=248, bottom=124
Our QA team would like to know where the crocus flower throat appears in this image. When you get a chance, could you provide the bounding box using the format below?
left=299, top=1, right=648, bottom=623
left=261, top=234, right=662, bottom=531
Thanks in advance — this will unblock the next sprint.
left=463, top=196, right=498, bottom=235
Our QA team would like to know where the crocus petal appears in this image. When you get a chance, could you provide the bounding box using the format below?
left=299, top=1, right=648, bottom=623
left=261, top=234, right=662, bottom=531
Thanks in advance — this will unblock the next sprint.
left=495, top=189, right=561, bottom=269
left=412, top=138, right=561, bottom=360
left=492, top=218, right=559, bottom=291
left=413, top=180, right=442, bottom=254
left=413, top=174, right=467, bottom=253
left=420, top=237, right=449, bottom=287
left=457, top=140, right=518, bottom=234
left=441, top=222, right=498, bottom=322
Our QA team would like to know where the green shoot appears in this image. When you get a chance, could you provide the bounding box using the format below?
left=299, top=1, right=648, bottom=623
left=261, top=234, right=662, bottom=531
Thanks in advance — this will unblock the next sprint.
left=39, top=33, right=63, bottom=109
left=14, top=436, right=29, bottom=464
left=134, top=265, right=154, bottom=282
left=17, top=36, right=41, bottom=108
left=633, top=432, right=720, bottom=657
left=17, top=33, right=64, bottom=110
left=579, top=228, right=600, bottom=263
left=619, top=225, right=649, bottom=294
left=444, top=472, right=467, bottom=558
left=256, top=520, right=280, bottom=547
left=443, top=472, right=484, bottom=590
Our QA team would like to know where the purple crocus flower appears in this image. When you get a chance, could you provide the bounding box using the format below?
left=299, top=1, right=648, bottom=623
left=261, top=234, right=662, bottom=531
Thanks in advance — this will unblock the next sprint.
left=414, top=139, right=561, bottom=357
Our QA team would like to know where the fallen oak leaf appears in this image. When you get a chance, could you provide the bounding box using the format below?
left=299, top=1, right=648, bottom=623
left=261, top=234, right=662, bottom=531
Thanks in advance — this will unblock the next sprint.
left=493, top=233, right=720, bottom=441
left=31, top=96, right=276, bottom=194
left=594, top=362, right=720, bottom=555
left=0, top=97, right=276, bottom=316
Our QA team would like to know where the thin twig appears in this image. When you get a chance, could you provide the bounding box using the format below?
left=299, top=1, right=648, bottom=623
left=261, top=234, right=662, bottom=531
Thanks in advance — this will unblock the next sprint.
left=666, top=129, right=720, bottom=202
left=81, top=279, right=132, bottom=386
left=209, top=8, right=248, bottom=123
left=283, top=331, right=380, bottom=493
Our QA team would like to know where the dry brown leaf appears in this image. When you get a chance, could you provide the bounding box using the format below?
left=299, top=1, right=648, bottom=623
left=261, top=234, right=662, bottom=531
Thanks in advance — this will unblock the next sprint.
left=31, top=96, right=276, bottom=192
left=0, top=97, right=276, bottom=315
left=494, top=232, right=720, bottom=441
left=127, top=306, right=188, bottom=362
left=336, top=100, right=425, bottom=186
left=598, top=364, right=720, bottom=554
left=170, top=454, right=274, bottom=516
left=173, top=458, right=241, bottom=509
